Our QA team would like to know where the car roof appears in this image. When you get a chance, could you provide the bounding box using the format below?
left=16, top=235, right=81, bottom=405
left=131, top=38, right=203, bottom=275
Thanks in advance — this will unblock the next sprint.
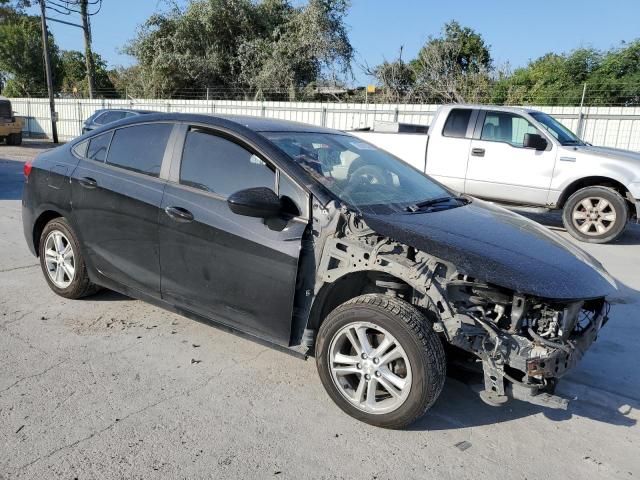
left=441, top=104, right=540, bottom=114
left=98, top=112, right=343, bottom=134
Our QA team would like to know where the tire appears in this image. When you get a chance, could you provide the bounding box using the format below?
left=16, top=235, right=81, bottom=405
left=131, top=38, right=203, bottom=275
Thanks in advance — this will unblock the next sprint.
left=562, top=186, right=629, bottom=244
left=38, top=217, right=99, bottom=299
left=6, top=134, right=14, bottom=146
left=12, top=132, right=22, bottom=145
left=315, top=294, right=446, bottom=429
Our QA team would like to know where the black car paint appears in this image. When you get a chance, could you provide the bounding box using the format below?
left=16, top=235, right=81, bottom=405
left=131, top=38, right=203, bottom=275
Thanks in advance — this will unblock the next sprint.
left=362, top=199, right=617, bottom=300
left=23, top=113, right=615, bottom=354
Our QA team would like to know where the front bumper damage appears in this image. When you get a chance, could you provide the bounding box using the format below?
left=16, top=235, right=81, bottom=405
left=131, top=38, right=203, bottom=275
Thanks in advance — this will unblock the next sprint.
left=463, top=302, right=608, bottom=410
left=311, top=206, right=614, bottom=411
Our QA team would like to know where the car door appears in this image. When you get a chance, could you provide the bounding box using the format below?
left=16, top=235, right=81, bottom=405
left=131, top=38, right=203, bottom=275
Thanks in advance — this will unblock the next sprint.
left=425, top=107, right=477, bottom=193
left=465, top=111, right=556, bottom=205
left=158, top=125, right=309, bottom=346
left=70, top=122, right=176, bottom=296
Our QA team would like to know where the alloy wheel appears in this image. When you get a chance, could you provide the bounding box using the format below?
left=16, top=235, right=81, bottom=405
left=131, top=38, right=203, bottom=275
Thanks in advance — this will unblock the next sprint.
left=44, top=230, right=75, bottom=288
left=571, top=197, right=617, bottom=236
left=328, top=321, right=412, bottom=414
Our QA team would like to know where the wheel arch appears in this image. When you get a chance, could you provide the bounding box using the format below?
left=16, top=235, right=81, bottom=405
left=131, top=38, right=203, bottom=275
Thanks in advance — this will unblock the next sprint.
left=32, top=209, right=64, bottom=256
left=557, top=176, right=632, bottom=209
left=306, top=270, right=414, bottom=333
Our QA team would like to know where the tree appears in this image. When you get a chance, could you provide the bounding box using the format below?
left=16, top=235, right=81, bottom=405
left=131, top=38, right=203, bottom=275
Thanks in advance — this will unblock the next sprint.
left=0, top=8, right=62, bottom=97
left=367, top=47, right=415, bottom=102
left=410, top=21, right=493, bottom=103
left=370, top=21, right=494, bottom=104
left=493, top=42, right=640, bottom=106
left=124, top=0, right=353, bottom=99
left=59, top=50, right=115, bottom=97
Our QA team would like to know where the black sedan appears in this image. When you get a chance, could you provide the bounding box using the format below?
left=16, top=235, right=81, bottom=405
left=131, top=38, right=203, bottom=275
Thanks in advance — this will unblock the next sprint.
left=22, top=113, right=616, bottom=428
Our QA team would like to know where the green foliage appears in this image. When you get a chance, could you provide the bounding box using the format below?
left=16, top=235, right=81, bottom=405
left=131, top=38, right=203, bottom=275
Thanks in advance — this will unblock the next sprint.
left=59, top=50, right=116, bottom=96
left=0, top=10, right=62, bottom=97
left=493, top=42, right=640, bottom=106
left=124, top=0, right=353, bottom=98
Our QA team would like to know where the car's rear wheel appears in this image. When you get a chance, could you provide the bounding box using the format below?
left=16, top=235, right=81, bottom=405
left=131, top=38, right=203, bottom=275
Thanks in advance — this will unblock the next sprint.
left=315, top=294, right=445, bottom=429
left=562, top=186, right=629, bottom=244
left=39, top=218, right=99, bottom=299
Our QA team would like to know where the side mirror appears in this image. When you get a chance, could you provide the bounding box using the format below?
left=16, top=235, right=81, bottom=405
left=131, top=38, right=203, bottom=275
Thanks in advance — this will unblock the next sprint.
left=227, top=187, right=282, bottom=218
left=523, top=133, right=548, bottom=151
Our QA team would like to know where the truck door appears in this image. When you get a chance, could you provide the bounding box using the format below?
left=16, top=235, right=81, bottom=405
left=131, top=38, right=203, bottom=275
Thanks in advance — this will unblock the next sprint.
left=425, top=108, right=476, bottom=193
left=465, top=111, right=556, bottom=205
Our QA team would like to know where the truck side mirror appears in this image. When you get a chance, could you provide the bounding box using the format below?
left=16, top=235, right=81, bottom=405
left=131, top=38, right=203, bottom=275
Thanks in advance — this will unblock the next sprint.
left=523, top=133, right=548, bottom=151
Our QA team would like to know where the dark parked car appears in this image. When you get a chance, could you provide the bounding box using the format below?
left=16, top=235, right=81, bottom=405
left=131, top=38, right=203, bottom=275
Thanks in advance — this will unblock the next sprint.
left=22, top=113, right=616, bottom=428
left=81, top=108, right=156, bottom=134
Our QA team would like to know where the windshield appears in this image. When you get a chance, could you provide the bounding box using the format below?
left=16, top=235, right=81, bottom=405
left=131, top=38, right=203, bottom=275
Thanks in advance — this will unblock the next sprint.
left=262, top=132, right=451, bottom=212
left=530, top=112, right=585, bottom=146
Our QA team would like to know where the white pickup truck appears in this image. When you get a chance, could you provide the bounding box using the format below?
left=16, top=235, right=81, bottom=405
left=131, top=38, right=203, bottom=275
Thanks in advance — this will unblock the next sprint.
left=352, top=105, right=640, bottom=244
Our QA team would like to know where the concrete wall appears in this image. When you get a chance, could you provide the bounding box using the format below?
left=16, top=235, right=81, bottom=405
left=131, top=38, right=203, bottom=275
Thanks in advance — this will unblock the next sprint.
left=8, top=97, right=640, bottom=151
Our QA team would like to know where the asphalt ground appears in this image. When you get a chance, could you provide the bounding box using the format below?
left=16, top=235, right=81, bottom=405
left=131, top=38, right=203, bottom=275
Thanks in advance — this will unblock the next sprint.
left=1, top=141, right=638, bottom=479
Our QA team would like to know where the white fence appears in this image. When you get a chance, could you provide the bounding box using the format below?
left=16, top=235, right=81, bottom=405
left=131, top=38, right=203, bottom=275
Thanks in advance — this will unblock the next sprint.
left=8, top=97, right=640, bottom=151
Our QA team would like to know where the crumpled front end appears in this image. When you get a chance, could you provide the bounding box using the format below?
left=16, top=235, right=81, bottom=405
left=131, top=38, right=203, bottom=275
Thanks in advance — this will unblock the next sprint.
left=444, top=279, right=610, bottom=409
left=311, top=206, right=613, bottom=410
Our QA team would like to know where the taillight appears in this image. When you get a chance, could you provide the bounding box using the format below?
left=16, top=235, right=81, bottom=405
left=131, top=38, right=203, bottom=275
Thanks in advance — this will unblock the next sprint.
left=23, top=160, right=32, bottom=178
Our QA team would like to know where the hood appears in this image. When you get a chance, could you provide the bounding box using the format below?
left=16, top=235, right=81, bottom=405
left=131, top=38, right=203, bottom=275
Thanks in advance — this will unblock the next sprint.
left=571, top=145, right=640, bottom=165
left=362, top=199, right=617, bottom=300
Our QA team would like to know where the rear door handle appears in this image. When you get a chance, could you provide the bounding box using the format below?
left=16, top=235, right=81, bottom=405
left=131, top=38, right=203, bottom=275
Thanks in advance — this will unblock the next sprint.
left=165, top=206, right=194, bottom=222
left=78, top=176, right=97, bottom=188
left=471, top=148, right=485, bottom=157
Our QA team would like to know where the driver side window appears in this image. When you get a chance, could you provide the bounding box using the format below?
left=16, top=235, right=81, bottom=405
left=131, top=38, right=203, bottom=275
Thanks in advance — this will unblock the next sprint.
left=481, top=112, right=539, bottom=147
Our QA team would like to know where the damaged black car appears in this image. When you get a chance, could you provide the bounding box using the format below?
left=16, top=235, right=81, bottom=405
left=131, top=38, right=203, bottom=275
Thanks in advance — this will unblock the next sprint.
left=22, top=113, right=617, bottom=428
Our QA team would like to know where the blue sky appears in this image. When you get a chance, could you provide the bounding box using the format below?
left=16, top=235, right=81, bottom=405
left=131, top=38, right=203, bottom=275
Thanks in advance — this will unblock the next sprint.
left=30, top=0, right=640, bottom=85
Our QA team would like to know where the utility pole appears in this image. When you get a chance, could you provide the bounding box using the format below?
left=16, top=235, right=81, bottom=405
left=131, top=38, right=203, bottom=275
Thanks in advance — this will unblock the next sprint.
left=39, top=0, right=58, bottom=144
left=79, top=0, right=96, bottom=99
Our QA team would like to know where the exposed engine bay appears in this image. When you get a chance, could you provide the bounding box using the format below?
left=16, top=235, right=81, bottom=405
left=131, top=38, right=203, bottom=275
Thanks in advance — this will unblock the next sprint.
left=307, top=203, right=610, bottom=409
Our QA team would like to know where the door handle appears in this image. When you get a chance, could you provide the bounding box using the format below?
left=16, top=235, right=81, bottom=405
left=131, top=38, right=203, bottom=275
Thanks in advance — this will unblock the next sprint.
left=165, top=206, right=194, bottom=222
left=471, top=148, right=485, bottom=157
left=78, top=176, right=97, bottom=188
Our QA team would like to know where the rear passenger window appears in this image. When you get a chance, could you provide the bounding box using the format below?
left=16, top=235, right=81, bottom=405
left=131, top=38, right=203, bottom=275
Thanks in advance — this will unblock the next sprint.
left=180, top=128, right=275, bottom=197
left=106, top=123, right=173, bottom=177
left=86, top=131, right=112, bottom=162
left=442, top=109, right=472, bottom=138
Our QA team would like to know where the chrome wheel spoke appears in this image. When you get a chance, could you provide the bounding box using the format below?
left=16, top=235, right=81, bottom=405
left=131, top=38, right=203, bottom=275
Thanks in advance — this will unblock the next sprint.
left=572, top=211, right=588, bottom=220
left=377, top=376, right=402, bottom=399
left=333, top=365, right=361, bottom=375
left=379, top=348, right=402, bottom=365
left=379, top=366, right=408, bottom=391
left=365, top=378, right=378, bottom=408
left=333, top=352, right=360, bottom=365
left=355, top=326, right=373, bottom=356
left=580, top=199, right=593, bottom=211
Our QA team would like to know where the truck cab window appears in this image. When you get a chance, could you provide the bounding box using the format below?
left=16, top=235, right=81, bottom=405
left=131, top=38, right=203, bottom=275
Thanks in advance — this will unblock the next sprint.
left=442, top=109, right=472, bottom=138
left=481, top=112, right=539, bottom=147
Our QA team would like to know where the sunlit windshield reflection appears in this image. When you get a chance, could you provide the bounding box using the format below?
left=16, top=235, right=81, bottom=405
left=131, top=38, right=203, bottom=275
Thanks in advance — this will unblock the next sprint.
left=262, top=132, right=451, bottom=211
left=530, top=112, right=585, bottom=146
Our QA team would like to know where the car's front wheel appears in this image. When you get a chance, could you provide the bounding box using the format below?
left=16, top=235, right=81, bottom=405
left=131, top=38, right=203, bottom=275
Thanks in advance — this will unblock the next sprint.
left=315, top=294, right=445, bottom=429
left=562, top=186, right=629, bottom=244
left=39, top=217, right=99, bottom=299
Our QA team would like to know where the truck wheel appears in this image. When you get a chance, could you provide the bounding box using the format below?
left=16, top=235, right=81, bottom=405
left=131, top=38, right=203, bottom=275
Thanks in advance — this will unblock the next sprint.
left=562, top=186, right=629, bottom=244
left=12, top=132, right=22, bottom=146
left=39, top=217, right=99, bottom=299
left=6, top=134, right=14, bottom=146
left=315, top=294, right=445, bottom=429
